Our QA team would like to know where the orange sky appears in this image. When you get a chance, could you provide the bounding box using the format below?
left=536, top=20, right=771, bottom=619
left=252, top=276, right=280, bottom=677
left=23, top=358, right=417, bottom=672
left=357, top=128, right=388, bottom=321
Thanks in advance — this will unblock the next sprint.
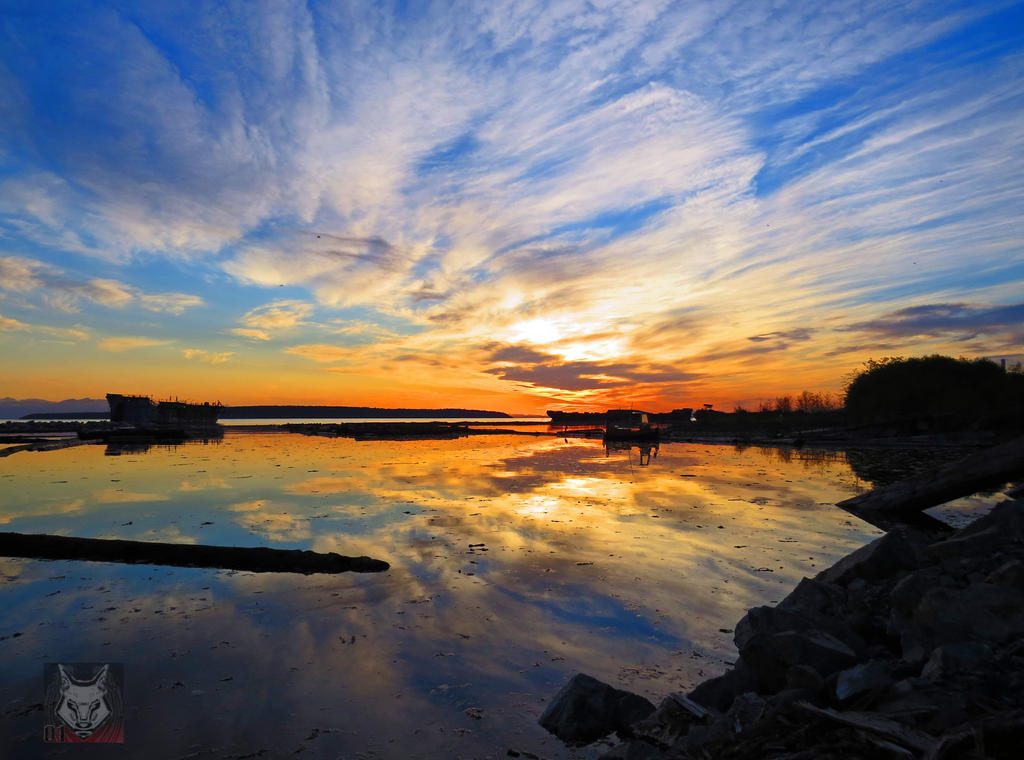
left=2, top=3, right=1022, bottom=414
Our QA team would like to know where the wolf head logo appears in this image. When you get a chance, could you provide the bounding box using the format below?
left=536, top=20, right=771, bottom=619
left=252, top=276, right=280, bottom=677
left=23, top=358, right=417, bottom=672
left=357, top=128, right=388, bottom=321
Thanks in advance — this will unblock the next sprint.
left=56, top=664, right=111, bottom=740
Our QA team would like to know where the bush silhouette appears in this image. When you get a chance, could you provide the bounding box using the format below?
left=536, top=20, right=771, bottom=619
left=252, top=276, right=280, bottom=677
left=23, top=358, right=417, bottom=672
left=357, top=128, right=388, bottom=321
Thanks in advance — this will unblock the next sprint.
left=844, top=355, right=1024, bottom=429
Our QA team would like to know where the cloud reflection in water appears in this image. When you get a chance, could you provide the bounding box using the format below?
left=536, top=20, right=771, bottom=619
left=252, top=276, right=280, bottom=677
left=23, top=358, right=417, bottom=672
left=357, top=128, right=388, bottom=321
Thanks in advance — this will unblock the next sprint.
left=0, top=432, right=881, bottom=758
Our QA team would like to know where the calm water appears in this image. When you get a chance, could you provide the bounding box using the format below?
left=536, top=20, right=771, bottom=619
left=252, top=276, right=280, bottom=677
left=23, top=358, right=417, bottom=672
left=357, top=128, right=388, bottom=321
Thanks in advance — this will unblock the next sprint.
left=219, top=417, right=551, bottom=426
left=0, top=432, right=883, bottom=758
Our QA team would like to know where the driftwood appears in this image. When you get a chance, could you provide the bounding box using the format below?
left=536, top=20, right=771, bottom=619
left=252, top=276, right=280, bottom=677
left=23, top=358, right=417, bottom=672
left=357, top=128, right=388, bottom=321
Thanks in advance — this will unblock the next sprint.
left=0, top=532, right=389, bottom=574
left=796, top=702, right=935, bottom=754
left=837, top=435, right=1024, bottom=521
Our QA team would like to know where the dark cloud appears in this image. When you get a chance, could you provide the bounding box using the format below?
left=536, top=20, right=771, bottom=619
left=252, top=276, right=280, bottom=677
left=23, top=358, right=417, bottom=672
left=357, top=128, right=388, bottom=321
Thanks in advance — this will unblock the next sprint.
left=696, top=342, right=801, bottom=364
left=404, top=282, right=449, bottom=303
left=747, top=328, right=814, bottom=343
left=307, top=233, right=405, bottom=270
left=488, top=344, right=559, bottom=364
left=486, top=359, right=699, bottom=391
left=821, top=342, right=901, bottom=358
left=426, top=306, right=474, bottom=324
left=627, top=307, right=707, bottom=350
left=842, top=302, right=1024, bottom=339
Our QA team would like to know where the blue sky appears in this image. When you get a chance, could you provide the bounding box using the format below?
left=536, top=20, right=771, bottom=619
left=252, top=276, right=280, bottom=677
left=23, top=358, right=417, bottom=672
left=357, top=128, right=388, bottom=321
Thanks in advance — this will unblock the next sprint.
left=1, top=1, right=1022, bottom=410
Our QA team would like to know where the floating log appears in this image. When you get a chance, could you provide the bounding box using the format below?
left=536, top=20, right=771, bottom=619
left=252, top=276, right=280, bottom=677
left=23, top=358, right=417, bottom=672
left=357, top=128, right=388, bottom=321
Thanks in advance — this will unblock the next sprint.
left=0, top=532, right=389, bottom=574
left=837, top=434, right=1024, bottom=522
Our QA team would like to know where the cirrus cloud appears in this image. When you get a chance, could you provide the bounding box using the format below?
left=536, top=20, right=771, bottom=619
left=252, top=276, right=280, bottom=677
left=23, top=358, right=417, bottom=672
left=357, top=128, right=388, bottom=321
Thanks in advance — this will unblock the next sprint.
left=0, top=256, right=203, bottom=315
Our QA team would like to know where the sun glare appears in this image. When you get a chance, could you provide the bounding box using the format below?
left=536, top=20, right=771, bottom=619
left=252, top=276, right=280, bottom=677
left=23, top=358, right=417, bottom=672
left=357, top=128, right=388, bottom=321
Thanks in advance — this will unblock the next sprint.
left=507, top=317, right=567, bottom=346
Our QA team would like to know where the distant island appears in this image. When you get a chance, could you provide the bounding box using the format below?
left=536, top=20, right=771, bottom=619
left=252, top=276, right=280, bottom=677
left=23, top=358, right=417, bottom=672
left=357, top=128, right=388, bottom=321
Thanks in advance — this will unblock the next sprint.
left=0, top=395, right=516, bottom=421
left=218, top=405, right=512, bottom=419
left=16, top=405, right=514, bottom=420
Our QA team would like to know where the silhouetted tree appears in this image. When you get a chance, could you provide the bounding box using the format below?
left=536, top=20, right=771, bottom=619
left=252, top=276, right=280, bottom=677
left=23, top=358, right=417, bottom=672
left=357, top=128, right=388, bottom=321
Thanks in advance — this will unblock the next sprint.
left=844, top=355, right=1024, bottom=429
left=795, top=390, right=842, bottom=413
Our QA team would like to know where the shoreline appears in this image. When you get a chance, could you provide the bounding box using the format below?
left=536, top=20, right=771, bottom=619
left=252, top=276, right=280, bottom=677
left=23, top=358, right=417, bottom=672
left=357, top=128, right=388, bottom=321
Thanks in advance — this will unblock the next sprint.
left=2, top=416, right=1014, bottom=444
left=539, top=439, right=1024, bottom=758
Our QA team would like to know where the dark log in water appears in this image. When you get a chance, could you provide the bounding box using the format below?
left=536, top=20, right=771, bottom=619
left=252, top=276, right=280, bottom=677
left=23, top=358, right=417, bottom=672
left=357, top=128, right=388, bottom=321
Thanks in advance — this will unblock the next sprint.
left=837, top=434, right=1024, bottom=522
left=0, top=532, right=390, bottom=574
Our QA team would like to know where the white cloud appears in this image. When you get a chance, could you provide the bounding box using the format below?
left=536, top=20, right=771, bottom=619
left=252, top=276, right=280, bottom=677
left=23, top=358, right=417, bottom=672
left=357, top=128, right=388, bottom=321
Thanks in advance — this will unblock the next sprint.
left=81, top=278, right=135, bottom=308
left=230, top=327, right=271, bottom=341
left=230, top=299, right=315, bottom=341
left=0, top=255, right=204, bottom=315
left=183, top=348, right=234, bottom=364
left=0, top=256, right=42, bottom=291
left=0, top=312, right=88, bottom=341
left=284, top=344, right=356, bottom=363
left=0, top=2, right=1021, bottom=405
left=98, top=336, right=171, bottom=352
left=139, top=292, right=205, bottom=315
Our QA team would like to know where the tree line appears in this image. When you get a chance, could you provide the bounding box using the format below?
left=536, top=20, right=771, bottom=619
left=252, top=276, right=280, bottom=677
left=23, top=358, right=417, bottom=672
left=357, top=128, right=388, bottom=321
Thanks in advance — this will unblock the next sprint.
left=732, top=355, right=1023, bottom=432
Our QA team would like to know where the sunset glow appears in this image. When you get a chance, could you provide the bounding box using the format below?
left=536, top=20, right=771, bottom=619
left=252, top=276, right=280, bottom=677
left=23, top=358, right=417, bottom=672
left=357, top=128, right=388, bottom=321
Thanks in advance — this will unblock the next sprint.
left=1, top=2, right=1022, bottom=412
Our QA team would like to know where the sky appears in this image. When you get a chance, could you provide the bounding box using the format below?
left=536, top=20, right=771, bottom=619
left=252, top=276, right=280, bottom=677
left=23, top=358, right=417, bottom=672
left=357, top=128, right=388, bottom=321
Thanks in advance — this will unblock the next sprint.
left=1, top=0, right=1022, bottom=414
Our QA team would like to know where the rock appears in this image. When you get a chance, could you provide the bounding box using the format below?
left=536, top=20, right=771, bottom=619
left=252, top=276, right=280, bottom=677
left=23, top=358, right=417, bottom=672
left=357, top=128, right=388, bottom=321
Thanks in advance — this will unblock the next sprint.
left=776, top=576, right=847, bottom=616
left=985, top=558, right=1024, bottom=586
left=909, top=583, right=1024, bottom=652
left=538, top=673, right=655, bottom=746
left=687, top=660, right=758, bottom=713
left=785, top=664, right=825, bottom=693
left=818, top=529, right=925, bottom=586
left=965, top=499, right=1024, bottom=539
left=835, top=660, right=895, bottom=701
left=598, top=739, right=665, bottom=760
left=740, top=630, right=858, bottom=692
left=726, top=692, right=767, bottom=734
left=734, top=606, right=784, bottom=650
left=927, top=526, right=1004, bottom=560
left=929, top=501, right=1024, bottom=561
left=629, top=695, right=701, bottom=748
left=587, top=495, right=1024, bottom=760
left=766, top=687, right=819, bottom=714
left=920, top=642, right=993, bottom=682
left=873, top=683, right=970, bottom=735
left=889, top=568, right=945, bottom=617
left=734, top=604, right=864, bottom=656
left=898, top=629, right=932, bottom=666
left=682, top=692, right=769, bottom=751
left=887, top=568, right=950, bottom=659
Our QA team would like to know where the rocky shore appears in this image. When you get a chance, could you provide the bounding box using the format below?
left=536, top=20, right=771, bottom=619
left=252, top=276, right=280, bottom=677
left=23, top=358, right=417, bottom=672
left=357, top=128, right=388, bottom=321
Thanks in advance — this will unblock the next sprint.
left=540, top=487, right=1024, bottom=759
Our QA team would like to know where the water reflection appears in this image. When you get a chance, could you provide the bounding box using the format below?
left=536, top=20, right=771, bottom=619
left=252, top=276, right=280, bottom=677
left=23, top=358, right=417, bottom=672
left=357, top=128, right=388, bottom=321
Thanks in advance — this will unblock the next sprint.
left=604, top=441, right=659, bottom=466
left=104, top=438, right=224, bottom=456
left=844, top=446, right=974, bottom=487
left=0, top=433, right=883, bottom=758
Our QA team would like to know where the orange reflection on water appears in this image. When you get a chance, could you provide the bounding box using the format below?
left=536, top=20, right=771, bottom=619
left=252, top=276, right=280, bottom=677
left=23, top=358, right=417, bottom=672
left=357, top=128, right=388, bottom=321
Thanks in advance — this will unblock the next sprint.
left=0, top=432, right=882, bottom=759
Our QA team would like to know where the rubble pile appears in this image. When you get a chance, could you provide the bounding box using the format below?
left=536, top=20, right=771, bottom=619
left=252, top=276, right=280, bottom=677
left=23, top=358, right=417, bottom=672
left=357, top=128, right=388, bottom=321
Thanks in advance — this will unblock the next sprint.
left=543, top=496, right=1024, bottom=759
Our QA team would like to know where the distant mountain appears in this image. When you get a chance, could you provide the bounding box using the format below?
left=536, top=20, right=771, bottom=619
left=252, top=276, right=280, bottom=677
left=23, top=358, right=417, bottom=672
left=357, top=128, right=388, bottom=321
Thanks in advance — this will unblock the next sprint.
left=0, top=397, right=108, bottom=418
